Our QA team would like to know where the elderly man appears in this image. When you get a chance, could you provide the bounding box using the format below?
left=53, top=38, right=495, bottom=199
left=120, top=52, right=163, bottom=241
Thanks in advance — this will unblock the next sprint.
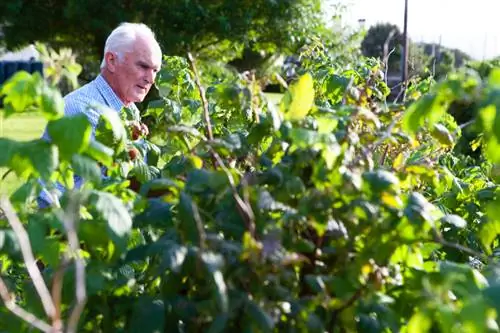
left=38, top=22, right=162, bottom=208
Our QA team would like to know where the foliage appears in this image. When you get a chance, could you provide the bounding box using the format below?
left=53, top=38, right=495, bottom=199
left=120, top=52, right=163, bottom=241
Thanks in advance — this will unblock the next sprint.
left=0, top=0, right=326, bottom=68
left=361, top=23, right=403, bottom=74
left=2, top=47, right=500, bottom=333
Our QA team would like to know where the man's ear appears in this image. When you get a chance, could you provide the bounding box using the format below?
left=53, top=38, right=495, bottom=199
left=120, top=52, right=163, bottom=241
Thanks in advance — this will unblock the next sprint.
left=105, top=52, right=118, bottom=72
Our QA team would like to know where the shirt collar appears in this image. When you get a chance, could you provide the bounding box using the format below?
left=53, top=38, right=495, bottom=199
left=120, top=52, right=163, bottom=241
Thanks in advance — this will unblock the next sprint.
left=94, top=74, right=126, bottom=111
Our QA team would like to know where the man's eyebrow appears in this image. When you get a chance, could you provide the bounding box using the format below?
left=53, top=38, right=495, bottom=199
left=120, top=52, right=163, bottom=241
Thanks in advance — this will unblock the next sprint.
left=137, top=60, right=159, bottom=70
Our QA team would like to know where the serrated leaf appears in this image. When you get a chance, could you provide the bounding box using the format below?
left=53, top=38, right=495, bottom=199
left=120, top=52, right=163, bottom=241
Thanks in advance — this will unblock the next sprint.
left=131, top=161, right=154, bottom=183
left=47, top=114, right=92, bottom=160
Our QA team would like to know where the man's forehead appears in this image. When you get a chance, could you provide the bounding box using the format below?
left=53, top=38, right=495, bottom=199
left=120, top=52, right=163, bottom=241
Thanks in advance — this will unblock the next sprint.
left=135, top=37, right=162, bottom=67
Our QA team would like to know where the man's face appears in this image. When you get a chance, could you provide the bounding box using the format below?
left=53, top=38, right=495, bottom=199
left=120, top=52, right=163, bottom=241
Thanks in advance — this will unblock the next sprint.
left=112, top=37, right=161, bottom=105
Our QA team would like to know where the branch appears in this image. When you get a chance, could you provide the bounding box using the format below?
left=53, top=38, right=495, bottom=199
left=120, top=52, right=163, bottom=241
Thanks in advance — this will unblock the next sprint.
left=209, top=148, right=256, bottom=237
left=0, top=197, right=56, bottom=319
left=58, top=193, right=87, bottom=333
left=51, top=259, right=70, bottom=331
left=0, top=275, right=52, bottom=333
left=332, top=285, right=365, bottom=318
left=187, top=52, right=214, bottom=141
left=432, top=233, right=489, bottom=264
left=191, top=201, right=207, bottom=250
left=186, top=52, right=256, bottom=236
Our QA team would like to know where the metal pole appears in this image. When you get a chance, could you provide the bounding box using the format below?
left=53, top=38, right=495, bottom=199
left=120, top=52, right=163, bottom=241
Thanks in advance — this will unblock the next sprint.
left=402, top=0, right=409, bottom=87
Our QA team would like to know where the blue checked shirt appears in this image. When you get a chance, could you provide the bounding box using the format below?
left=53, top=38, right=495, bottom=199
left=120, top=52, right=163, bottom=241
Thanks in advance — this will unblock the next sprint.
left=38, top=74, right=137, bottom=207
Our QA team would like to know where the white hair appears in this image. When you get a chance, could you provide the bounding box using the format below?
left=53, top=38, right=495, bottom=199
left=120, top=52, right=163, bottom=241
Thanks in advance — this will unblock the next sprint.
left=100, top=22, right=161, bottom=69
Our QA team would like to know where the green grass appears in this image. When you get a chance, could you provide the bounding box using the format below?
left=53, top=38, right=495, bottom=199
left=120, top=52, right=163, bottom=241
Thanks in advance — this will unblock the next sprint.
left=0, top=112, right=46, bottom=195
left=263, top=92, right=283, bottom=106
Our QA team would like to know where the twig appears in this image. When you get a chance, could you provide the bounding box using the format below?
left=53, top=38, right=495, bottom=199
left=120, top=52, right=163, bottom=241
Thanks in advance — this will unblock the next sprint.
left=0, top=275, right=52, bottom=332
left=209, top=148, right=256, bottom=237
left=191, top=201, right=207, bottom=250
left=332, top=285, right=365, bottom=317
left=0, top=197, right=56, bottom=319
left=58, top=193, right=87, bottom=333
left=274, top=73, right=288, bottom=89
left=433, top=234, right=489, bottom=263
left=187, top=52, right=213, bottom=141
left=459, top=119, right=475, bottom=130
left=51, top=259, right=70, bottom=331
left=187, top=52, right=256, bottom=236
left=342, top=76, right=355, bottom=105
left=383, top=48, right=396, bottom=86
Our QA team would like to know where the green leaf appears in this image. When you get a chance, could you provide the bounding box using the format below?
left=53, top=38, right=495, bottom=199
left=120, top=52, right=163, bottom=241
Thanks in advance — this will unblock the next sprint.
left=85, top=141, right=114, bottom=167
left=139, top=178, right=180, bottom=197
left=133, top=199, right=173, bottom=228
left=407, top=312, right=431, bottom=333
left=23, top=140, right=59, bottom=180
left=324, top=74, right=349, bottom=104
left=39, top=85, right=64, bottom=120
left=129, top=297, right=165, bottom=333
left=0, top=71, right=41, bottom=115
left=246, top=300, right=274, bottom=333
left=158, top=241, right=188, bottom=273
left=91, top=191, right=132, bottom=239
left=94, top=105, right=127, bottom=154
left=0, top=139, right=58, bottom=180
left=131, top=161, right=155, bottom=183
left=431, top=123, right=454, bottom=146
left=402, top=92, right=449, bottom=135
left=201, top=252, right=228, bottom=312
left=47, top=114, right=92, bottom=160
left=0, top=138, right=20, bottom=167
left=177, top=192, right=200, bottom=244
left=362, top=170, right=400, bottom=194
left=281, top=72, right=315, bottom=121
left=0, top=230, right=21, bottom=257
left=71, top=154, right=102, bottom=184
left=207, top=313, right=229, bottom=333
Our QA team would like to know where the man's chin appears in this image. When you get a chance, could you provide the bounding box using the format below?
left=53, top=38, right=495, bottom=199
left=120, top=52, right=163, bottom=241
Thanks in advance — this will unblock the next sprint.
left=132, top=93, right=147, bottom=103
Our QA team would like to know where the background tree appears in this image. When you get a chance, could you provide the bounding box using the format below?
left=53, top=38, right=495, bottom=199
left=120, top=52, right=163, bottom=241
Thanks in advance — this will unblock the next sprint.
left=361, top=23, right=403, bottom=73
left=0, top=0, right=326, bottom=75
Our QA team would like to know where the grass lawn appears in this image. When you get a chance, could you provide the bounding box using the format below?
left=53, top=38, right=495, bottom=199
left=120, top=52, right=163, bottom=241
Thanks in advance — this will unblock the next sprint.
left=0, top=112, right=46, bottom=195
left=263, top=92, right=283, bottom=106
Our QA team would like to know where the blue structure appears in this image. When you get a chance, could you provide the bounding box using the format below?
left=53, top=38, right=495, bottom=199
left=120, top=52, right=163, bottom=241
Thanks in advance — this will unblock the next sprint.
left=0, top=60, right=44, bottom=85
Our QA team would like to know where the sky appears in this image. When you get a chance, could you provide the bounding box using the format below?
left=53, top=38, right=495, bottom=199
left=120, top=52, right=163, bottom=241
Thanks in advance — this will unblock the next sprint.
left=334, top=0, right=500, bottom=60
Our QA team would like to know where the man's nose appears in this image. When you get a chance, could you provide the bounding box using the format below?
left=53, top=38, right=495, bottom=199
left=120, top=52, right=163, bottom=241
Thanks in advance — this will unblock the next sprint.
left=145, top=69, right=155, bottom=84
